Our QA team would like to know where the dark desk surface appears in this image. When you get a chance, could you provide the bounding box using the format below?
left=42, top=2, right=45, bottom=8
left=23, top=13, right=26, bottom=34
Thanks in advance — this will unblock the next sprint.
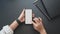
left=0, top=0, right=60, bottom=34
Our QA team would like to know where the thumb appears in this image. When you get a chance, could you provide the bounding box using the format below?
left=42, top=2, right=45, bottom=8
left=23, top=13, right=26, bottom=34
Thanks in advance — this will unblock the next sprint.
left=32, top=21, right=37, bottom=26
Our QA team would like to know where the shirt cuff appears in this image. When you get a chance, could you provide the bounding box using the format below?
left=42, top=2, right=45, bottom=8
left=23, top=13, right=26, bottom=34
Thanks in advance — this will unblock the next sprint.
left=3, top=25, right=13, bottom=34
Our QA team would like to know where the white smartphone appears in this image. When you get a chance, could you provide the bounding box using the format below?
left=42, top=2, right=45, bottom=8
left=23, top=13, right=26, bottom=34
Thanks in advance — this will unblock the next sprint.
left=25, top=9, right=32, bottom=24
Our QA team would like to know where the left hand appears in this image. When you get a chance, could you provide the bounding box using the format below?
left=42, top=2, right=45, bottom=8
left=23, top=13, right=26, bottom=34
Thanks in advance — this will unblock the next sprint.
left=18, top=9, right=25, bottom=23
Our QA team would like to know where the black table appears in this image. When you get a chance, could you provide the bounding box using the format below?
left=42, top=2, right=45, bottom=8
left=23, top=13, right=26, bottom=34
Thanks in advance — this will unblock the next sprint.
left=0, top=0, right=60, bottom=34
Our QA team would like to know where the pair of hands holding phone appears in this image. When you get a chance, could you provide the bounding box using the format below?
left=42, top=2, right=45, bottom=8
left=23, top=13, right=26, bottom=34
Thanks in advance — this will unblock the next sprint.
left=18, top=9, right=47, bottom=34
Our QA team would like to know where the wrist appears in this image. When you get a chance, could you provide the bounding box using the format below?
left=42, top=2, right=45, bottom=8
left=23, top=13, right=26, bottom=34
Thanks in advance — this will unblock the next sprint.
left=16, top=19, right=20, bottom=24
left=18, top=17, right=23, bottom=23
left=39, top=28, right=47, bottom=34
left=16, top=17, right=25, bottom=25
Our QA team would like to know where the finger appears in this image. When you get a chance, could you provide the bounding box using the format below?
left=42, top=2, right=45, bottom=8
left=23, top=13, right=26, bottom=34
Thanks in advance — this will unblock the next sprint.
left=38, top=17, right=43, bottom=25
left=32, top=21, right=37, bottom=26
left=20, top=9, right=25, bottom=17
left=32, top=13, right=35, bottom=18
left=22, top=9, right=25, bottom=14
left=33, top=17, right=40, bottom=23
left=38, top=17, right=42, bottom=22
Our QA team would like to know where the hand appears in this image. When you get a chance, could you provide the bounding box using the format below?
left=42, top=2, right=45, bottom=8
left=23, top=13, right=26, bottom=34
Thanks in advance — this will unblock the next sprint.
left=32, top=17, right=47, bottom=34
left=18, top=9, right=25, bottom=23
left=32, top=17, right=43, bottom=32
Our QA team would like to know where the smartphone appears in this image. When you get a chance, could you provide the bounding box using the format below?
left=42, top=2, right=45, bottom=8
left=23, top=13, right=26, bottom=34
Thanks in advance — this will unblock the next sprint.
left=25, top=9, right=32, bottom=24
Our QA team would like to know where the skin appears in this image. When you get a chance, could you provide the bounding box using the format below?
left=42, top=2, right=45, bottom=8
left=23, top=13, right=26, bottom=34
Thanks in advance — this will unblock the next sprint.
left=9, top=9, right=25, bottom=30
left=9, top=9, right=47, bottom=34
left=32, top=17, right=47, bottom=34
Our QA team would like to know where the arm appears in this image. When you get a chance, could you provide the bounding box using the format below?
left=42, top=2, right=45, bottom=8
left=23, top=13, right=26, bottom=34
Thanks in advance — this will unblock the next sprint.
left=9, top=9, right=35, bottom=31
left=9, top=20, right=19, bottom=31
left=10, top=9, right=25, bottom=31
left=0, top=9, right=25, bottom=34
left=32, top=17, right=47, bottom=34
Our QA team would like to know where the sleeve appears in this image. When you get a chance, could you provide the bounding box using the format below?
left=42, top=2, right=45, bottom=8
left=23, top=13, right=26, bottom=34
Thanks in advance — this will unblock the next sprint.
left=0, top=25, right=14, bottom=34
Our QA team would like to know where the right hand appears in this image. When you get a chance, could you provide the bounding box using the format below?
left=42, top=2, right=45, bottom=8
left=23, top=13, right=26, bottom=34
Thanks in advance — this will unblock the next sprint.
left=32, top=17, right=45, bottom=32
